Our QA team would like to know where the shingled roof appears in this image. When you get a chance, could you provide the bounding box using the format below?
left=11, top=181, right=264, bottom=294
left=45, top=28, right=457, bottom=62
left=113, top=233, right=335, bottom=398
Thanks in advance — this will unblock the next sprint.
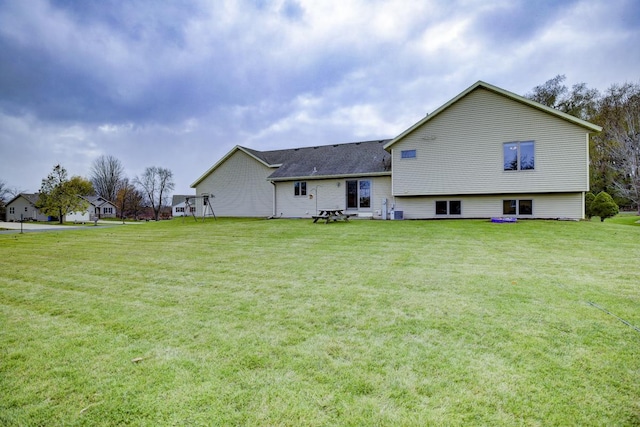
left=248, top=139, right=392, bottom=181
left=191, top=139, right=393, bottom=187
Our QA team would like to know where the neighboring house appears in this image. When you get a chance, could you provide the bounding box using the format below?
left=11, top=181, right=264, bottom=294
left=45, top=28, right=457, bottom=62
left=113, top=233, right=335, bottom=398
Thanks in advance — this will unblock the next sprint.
left=66, top=196, right=117, bottom=222
left=4, top=193, right=50, bottom=222
left=192, top=81, right=602, bottom=220
left=172, top=195, right=196, bottom=217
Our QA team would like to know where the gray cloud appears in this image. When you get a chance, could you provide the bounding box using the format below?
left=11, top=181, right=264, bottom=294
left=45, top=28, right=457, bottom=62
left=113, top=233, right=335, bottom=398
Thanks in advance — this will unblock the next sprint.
left=0, top=0, right=638, bottom=194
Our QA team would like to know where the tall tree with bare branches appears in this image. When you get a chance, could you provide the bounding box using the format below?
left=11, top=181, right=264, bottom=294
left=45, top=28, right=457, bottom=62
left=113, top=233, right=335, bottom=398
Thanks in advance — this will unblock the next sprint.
left=90, top=155, right=124, bottom=203
left=595, top=82, right=640, bottom=213
left=135, top=166, right=174, bottom=221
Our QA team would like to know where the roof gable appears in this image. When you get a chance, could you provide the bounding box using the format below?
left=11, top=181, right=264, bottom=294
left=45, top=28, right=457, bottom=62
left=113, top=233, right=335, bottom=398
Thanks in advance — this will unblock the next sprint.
left=6, top=193, right=39, bottom=206
left=191, top=145, right=282, bottom=187
left=172, top=194, right=196, bottom=205
left=384, top=81, right=602, bottom=150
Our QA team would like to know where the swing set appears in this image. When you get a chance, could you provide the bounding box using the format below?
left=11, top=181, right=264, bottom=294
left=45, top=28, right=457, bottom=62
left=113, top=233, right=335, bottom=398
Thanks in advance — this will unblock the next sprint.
left=183, top=194, right=217, bottom=222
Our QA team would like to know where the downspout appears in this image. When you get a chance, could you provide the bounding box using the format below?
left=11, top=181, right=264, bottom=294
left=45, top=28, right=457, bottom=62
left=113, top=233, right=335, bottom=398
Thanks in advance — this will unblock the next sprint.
left=270, top=180, right=277, bottom=218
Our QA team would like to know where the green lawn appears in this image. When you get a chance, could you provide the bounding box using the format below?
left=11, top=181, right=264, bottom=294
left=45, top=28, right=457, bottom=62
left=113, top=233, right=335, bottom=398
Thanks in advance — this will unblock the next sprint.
left=1, top=217, right=639, bottom=426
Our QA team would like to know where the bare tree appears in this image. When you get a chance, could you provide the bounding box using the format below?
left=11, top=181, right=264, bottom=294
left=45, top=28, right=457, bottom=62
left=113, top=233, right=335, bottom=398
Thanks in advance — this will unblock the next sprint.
left=91, top=155, right=124, bottom=202
left=597, top=82, right=640, bottom=213
left=526, top=74, right=599, bottom=120
left=115, top=178, right=145, bottom=222
left=0, top=179, right=8, bottom=218
left=134, top=166, right=175, bottom=221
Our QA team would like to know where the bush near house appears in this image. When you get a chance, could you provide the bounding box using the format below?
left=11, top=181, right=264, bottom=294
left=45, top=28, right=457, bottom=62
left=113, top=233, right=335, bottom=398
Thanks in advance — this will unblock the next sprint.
left=585, top=191, right=595, bottom=219
left=592, top=191, right=619, bottom=221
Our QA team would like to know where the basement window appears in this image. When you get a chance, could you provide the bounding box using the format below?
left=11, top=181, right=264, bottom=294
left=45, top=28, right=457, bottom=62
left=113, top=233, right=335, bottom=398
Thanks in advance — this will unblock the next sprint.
left=436, top=200, right=461, bottom=215
left=503, top=199, right=533, bottom=215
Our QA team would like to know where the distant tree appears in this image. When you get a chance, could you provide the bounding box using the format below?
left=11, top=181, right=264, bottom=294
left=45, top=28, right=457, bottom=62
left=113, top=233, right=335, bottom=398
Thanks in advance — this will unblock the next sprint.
left=591, top=191, right=619, bottom=221
left=0, top=179, right=8, bottom=218
left=585, top=192, right=596, bottom=220
left=90, top=155, right=124, bottom=202
left=115, top=178, right=145, bottom=221
left=134, top=166, right=175, bottom=221
left=38, top=165, right=94, bottom=224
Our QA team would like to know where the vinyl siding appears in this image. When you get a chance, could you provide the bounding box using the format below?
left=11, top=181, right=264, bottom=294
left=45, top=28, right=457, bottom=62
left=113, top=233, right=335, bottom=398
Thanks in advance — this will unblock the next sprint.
left=194, top=150, right=275, bottom=217
left=274, top=176, right=392, bottom=218
left=393, top=193, right=585, bottom=220
left=391, top=88, right=590, bottom=196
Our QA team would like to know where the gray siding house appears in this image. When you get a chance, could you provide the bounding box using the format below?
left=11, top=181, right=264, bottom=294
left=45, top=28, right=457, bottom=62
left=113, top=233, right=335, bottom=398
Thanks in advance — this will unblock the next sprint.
left=5, top=193, right=49, bottom=222
left=192, top=81, right=602, bottom=220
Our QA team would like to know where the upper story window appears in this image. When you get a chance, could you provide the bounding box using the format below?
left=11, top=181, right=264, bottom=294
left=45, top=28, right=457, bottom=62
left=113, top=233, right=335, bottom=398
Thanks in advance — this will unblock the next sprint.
left=294, top=181, right=307, bottom=196
left=504, top=141, right=535, bottom=171
left=401, top=149, right=417, bottom=159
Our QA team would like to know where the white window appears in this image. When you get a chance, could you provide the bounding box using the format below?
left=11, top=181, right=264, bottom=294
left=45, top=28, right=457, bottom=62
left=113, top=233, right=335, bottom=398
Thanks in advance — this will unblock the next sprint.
left=294, top=181, right=307, bottom=196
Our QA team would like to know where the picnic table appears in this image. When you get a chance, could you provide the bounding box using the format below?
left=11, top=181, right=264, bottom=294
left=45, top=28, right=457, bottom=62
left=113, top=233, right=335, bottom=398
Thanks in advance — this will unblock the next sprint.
left=312, top=209, right=353, bottom=224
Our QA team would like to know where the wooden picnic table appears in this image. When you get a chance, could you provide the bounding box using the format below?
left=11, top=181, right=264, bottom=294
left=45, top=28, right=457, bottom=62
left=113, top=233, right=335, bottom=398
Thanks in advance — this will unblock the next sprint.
left=312, top=209, right=352, bottom=224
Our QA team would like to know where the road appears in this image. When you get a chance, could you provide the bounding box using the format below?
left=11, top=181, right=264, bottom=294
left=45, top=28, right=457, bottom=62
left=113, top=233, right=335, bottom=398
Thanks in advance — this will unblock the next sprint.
left=0, top=220, right=138, bottom=234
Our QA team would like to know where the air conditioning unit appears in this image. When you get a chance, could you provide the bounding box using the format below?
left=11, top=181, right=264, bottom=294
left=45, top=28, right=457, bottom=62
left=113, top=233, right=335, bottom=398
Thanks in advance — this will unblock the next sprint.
left=392, top=210, right=404, bottom=220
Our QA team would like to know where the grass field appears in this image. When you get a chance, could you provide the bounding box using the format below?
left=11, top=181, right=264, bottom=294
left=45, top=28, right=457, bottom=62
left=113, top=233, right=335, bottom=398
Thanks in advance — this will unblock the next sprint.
left=1, top=216, right=639, bottom=426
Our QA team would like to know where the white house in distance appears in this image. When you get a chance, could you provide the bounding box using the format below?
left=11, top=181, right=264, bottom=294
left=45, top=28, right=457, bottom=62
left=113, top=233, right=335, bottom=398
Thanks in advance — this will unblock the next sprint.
left=191, top=81, right=602, bottom=220
left=172, top=195, right=196, bottom=217
left=66, top=196, right=117, bottom=222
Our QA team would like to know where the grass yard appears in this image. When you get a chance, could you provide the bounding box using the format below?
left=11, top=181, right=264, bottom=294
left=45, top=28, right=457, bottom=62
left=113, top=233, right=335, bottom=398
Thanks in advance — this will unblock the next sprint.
left=1, top=216, right=639, bottom=426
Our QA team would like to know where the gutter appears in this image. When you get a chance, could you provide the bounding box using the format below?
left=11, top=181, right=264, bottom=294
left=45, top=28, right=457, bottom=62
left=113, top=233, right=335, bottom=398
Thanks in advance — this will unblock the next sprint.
left=268, top=171, right=391, bottom=182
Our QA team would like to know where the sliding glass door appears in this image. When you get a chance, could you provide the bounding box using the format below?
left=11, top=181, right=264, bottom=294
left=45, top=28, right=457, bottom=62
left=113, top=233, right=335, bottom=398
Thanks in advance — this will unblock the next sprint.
left=346, top=180, right=371, bottom=210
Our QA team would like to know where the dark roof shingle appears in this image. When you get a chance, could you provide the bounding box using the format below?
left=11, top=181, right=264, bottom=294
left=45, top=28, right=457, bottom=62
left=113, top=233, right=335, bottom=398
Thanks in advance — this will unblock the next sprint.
left=244, top=139, right=392, bottom=180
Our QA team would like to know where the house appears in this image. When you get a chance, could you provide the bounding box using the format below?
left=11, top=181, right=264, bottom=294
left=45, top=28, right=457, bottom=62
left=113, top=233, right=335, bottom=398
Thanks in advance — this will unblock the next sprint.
left=192, top=81, right=602, bottom=220
left=66, top=196, right=117, bottom=222
left=5, top=193, right=50, bottom=222
left=172, top=195, right=196, bottom=217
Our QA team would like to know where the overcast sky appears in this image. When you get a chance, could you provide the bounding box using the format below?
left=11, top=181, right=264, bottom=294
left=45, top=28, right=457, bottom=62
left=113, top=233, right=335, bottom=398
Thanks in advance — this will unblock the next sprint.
left=1, top=0, right=639, bottom=195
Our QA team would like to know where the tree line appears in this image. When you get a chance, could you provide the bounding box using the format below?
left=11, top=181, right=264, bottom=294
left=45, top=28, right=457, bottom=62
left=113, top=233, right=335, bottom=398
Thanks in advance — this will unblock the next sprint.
left=526, top=75, right=640, bottom=214
left=0, top=156, right=175, bottom=223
